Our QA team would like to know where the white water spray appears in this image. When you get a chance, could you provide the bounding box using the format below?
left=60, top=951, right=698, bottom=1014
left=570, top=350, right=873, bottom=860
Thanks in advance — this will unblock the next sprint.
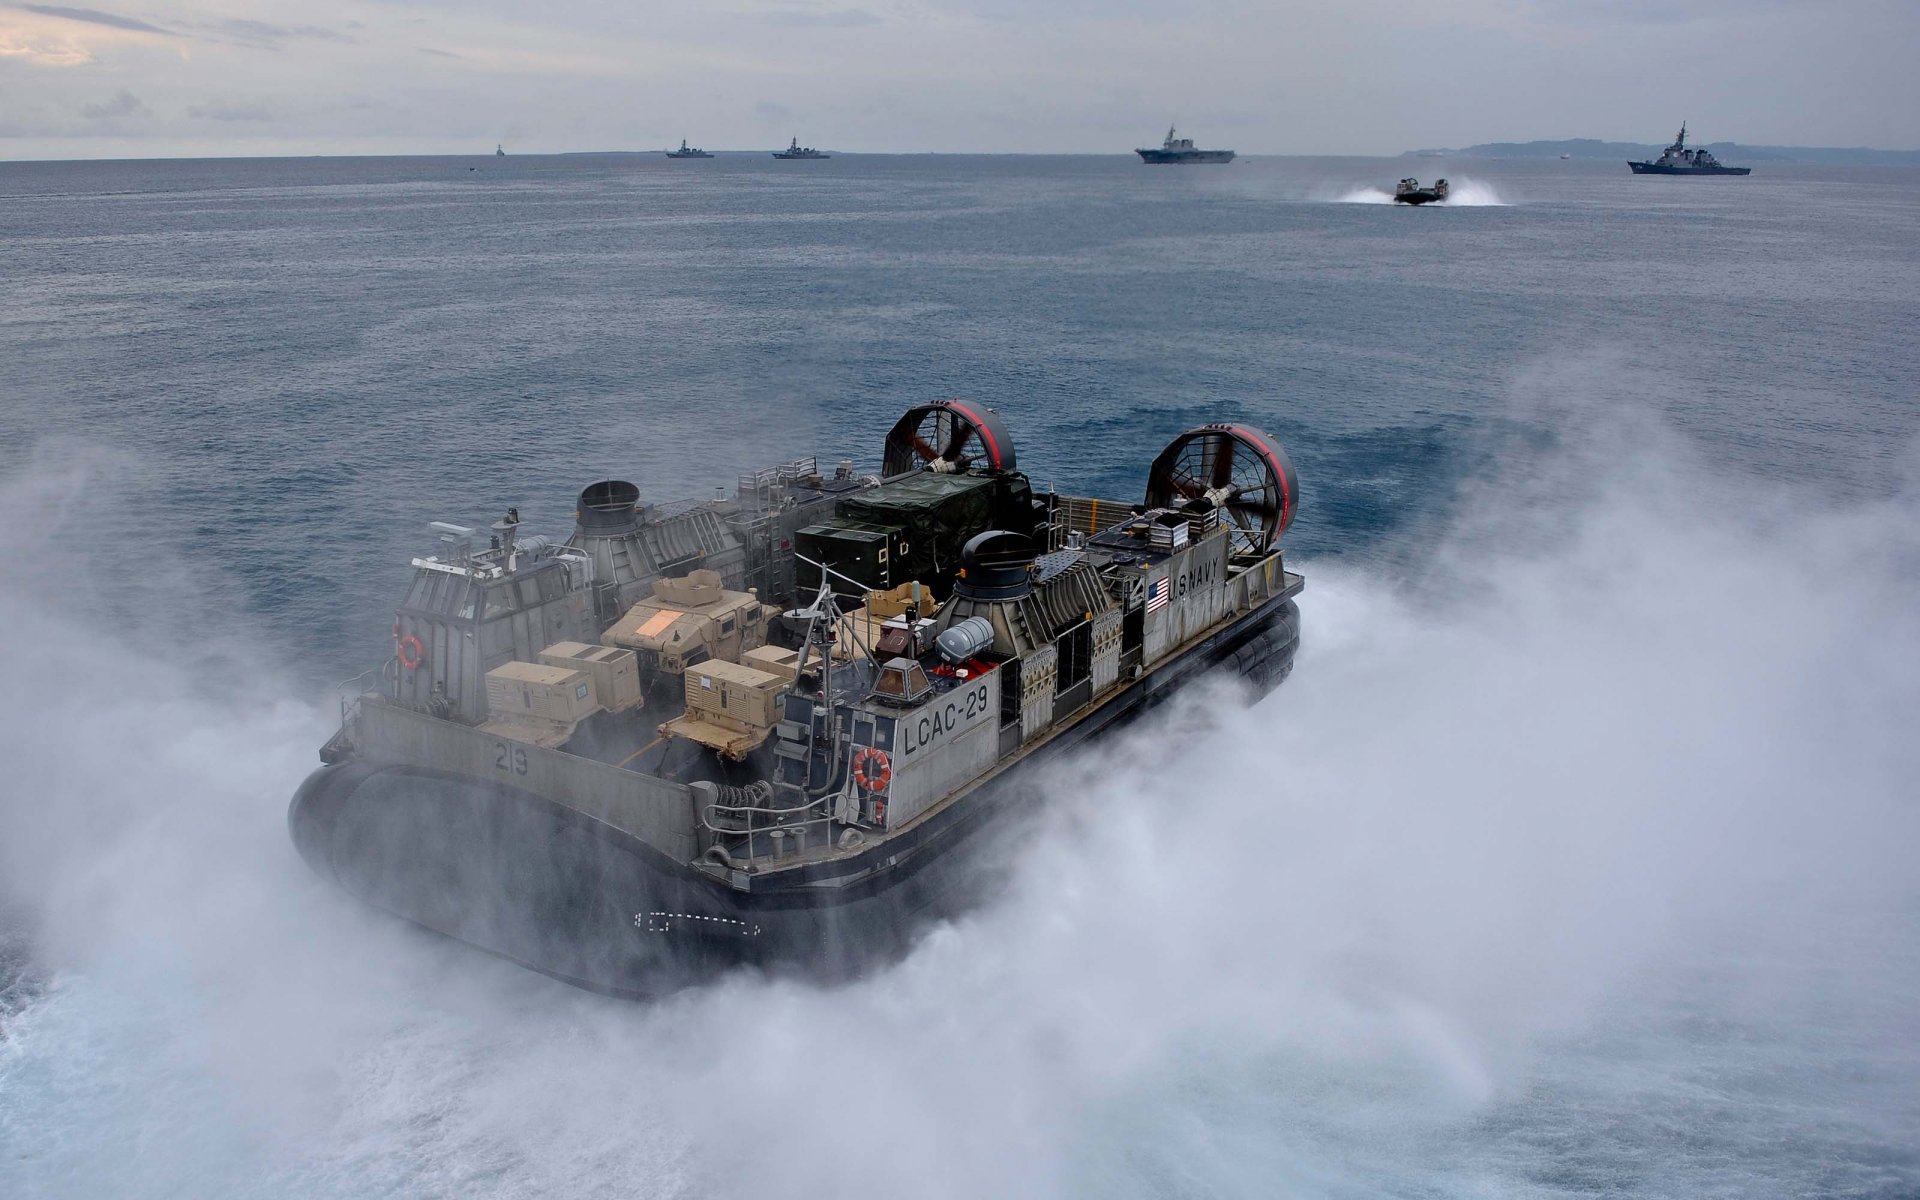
left=2, top=391, right=1916, bottom=1198
left=1328, top=176, right=1510, bottom=206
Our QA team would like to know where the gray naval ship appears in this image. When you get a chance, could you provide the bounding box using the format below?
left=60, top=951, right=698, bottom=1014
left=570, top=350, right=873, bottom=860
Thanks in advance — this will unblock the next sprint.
left=290, top=402, right=1303, bottom=998
left=1629, top=123, right=1750, bottom=175
left=665, top=139, right=714, bottom=159
left=773, top=137, right=829, bottom=159
left=1136, top=125, right=1235, bottom=164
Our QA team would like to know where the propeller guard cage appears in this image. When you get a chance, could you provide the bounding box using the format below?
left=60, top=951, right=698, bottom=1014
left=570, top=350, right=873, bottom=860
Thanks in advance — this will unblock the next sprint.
left=882, top=400, right=1017, bottom=478
left=1145, top=423, right=1299, bottom=557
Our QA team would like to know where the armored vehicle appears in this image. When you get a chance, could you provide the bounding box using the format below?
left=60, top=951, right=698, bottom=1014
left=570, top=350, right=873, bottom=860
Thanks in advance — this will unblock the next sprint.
left=290, top=401, right=1304, bottom=998
left=1136, top=125, right=1235, bottom=164
left=1629, top=123, right=1750, bottom=175
left=1393, top=178, right=1449, bottom=205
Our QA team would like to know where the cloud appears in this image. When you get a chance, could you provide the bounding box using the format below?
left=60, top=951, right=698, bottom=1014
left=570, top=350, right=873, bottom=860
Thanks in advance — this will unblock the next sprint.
left=754, top=7, right=884, bottom=27
left=0, top=29, right=91, bottom=65
left=20, top=3, right=172, bottom=36
left=418, top=46, right=460, bottom=58
left=79, top=88, right=148, bottom=119
left=202, top=17, right=356, bottom=48
left=188, top=99, right=273, bottom=122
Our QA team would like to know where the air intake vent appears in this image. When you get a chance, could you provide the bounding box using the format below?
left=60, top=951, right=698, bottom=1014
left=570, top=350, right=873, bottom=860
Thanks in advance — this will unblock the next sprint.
left=577, top=479, right=642, bottom=534
left=954, top=530, right=1034, bottom=602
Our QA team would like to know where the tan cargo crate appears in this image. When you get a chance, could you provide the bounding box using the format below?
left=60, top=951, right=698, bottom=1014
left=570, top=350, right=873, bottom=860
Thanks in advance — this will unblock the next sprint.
left=539, top=641, right=642, bottom=712
left=486, top=661, right=598, bottom=724
left=684, top=660, right=785, bottom=730
left=867, top=580, right=934, bottom=620
left=740, top=644, right=800, bottom=675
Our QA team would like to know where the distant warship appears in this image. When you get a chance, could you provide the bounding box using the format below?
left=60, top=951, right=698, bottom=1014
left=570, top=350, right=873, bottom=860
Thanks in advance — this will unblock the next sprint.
left=1628, top=124, right=1749, bottom=175
left=773, top=138, right=829, bottom=159
left=666, top=139, right=714, bottom=159
left=1136, top=125, right=1234, bottom=164
left=1393, top=178, right=1449, bottom=205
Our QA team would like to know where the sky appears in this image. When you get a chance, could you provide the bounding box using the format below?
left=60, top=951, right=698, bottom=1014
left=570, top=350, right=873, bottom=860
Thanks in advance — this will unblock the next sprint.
left=2, top=0, right=1917, bottom=159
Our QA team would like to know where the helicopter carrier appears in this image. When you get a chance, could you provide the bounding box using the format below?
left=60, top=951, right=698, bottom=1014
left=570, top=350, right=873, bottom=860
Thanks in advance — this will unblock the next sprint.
left=290, top=402, right=1303, bottom=997
left=1136, top=125, right=1234, bottom=164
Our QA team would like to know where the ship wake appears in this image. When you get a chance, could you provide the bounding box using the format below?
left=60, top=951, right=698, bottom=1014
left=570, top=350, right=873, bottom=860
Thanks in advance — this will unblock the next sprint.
left=2, top=387, right=1918, bottom=1198
left=1328, top=177, right=1510, bottom=206
left=1434, top=177, right=1509, bottom=205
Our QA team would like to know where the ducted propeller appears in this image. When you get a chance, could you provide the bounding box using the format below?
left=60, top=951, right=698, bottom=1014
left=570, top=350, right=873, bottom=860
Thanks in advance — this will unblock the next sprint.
left=1144, top=424, right=1299, bottom=557
left=882, top=399, right=1017, bottom=477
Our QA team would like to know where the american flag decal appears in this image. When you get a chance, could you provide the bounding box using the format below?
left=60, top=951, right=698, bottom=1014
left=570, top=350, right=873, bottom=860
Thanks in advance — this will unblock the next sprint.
left=1147, top=575, right=1171, bottom=614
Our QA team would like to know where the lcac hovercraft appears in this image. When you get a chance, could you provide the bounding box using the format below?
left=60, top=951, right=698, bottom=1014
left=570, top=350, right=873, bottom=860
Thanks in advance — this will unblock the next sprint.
left=290, top=403, right=1304, bottom=998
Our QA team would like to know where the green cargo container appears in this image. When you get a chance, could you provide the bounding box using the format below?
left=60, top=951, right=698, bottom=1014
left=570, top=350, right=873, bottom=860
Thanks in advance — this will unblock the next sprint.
left=796, top=472, right=1043, bottom=601
left=794, top=522, right=904, bottom=598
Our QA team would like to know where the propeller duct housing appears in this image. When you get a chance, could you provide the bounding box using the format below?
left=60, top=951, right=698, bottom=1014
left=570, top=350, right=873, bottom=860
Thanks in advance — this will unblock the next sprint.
left=1144, top=424, right=1299, bottom=557
left=883, top=399, right=1017, bottom=477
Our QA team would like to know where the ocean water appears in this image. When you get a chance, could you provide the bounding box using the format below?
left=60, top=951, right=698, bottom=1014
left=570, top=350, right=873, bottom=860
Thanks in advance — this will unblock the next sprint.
left=2, top=153, right=1918, bottom=1198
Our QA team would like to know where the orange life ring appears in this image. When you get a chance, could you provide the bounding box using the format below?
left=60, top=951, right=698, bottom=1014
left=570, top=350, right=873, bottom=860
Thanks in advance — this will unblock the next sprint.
left=397, top=633, right=425, bottom=670
left=851, top=746, right=891, bottom=792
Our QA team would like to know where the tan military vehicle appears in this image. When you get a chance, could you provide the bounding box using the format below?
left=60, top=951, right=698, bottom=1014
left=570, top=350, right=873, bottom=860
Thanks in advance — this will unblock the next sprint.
left=602, top=569, right=771, bottom=689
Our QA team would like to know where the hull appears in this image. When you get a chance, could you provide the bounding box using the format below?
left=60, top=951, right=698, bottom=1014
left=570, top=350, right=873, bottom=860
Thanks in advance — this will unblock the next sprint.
left=773, top=152, right=829, bottom=160
left=1393, top=193, right=1444, bottom=205
left=290, top=598, right=1301, bottom=998
left=1136, top=149, right=1235, bottom=164
left=1628, top=162, right=1750, bottom=175
left=666, top=152, right=714, bottom=159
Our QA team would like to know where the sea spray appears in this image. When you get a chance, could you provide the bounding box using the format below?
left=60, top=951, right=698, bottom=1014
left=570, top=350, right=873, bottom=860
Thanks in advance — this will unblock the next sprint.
left=1325, top=177, right=1510, bottom=206
left=3, top=395, right=1917, bottom=1198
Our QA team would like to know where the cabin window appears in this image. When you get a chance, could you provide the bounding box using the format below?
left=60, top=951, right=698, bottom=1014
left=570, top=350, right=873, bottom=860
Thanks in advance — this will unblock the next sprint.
left=720, top=616, right=736, bottom=635
left=517, top=578, right=542, bottom=607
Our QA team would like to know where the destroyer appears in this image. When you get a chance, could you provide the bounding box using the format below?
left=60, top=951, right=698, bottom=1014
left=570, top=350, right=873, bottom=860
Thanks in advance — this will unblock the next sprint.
left=1629, top=123, right=1750, bottom=175
left=666, top=139, right=714, bottom=159
left=1136, top=125, right=1234, bottom=164
left=1393, top=178, right=1449, bottom=205
left=773, top=137, right=829, bottom=159
left=290, top=402, right=1303, bottom=997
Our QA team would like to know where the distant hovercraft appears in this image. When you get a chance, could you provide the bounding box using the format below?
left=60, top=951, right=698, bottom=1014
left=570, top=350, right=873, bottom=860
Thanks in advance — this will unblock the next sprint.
left=1393, top=178, right=1449, bottom=205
